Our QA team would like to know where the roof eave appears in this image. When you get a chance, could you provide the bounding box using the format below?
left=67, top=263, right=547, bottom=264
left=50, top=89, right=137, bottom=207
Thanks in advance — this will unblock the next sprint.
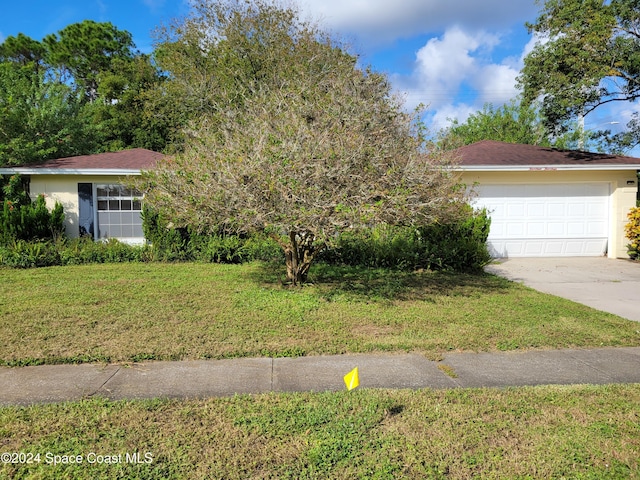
left=0, top=168, right=143, bottom=176
left=455, top=164, right=640, bottom=172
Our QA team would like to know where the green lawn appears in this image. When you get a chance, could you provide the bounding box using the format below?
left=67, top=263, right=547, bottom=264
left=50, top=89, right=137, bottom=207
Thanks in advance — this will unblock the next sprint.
left=1, top=385, right=639, bottom=479
left=1, top=262, right=639, bottom=366
left=2, top=262, right=640, bottom=478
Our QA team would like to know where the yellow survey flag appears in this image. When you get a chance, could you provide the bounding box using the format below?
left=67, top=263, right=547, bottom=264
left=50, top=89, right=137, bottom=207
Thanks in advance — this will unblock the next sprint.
left=344, top=367, right=359, bottom=391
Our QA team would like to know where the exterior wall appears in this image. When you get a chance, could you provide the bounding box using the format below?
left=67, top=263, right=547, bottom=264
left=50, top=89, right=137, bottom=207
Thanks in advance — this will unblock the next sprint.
left=27, top=174, right=138, bottom=240
left=460, top=170, right=638, bottom=259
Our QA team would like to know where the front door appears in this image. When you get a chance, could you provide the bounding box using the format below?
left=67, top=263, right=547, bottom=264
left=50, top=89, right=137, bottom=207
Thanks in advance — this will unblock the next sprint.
left=77, top=183, right=94, bottom=238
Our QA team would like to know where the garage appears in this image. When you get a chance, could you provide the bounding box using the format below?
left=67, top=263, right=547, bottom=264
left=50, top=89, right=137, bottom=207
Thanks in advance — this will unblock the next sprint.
left=456, top=140, right=640, bottom=259
left=473, top=183, right=609, bottom=257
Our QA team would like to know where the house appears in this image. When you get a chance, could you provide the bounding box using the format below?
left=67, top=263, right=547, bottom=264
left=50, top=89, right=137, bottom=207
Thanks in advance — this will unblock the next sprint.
left=0, top=149, right=164, bottom=244
left=456, top=140, right=640, bottom=259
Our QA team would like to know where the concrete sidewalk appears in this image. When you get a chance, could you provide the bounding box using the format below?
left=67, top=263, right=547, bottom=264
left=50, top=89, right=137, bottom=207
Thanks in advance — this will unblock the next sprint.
left=1, top=347, right=639, bottom=406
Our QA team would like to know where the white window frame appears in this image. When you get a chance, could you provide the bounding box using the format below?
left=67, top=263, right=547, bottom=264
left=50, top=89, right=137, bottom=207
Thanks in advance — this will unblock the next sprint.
left=94, top=184, right=145, bottom=241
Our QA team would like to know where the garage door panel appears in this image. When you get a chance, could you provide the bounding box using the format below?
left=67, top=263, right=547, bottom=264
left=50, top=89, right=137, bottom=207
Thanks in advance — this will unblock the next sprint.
left=474, top=183, right=609, bottom=257
left=565, top=241, right=587, bottom=255
left=567, top=203, right=585, bottom=216
left=488, top=223, right=506, bottom=236
left=588, top=221, right=607, bottom=235
left=526, top=222, right=545, bottom=235
left=567, top=222, right=585, bottom=235
left=588, top=203, right=607, bottom=216
left=527, top=203, right=545, bottom=216
left=543, top=241, right=564, bottom=255
left=504, top=241, right=525, bottom=255
left=524, top=242, right=544, bottom=255
left=507, top=204, right=525, bottom=216
left=484, top=202, right=505, bottom=216
left=547, top=202, right=565, bottom=216
left=547, top=222, right=565, bottom=235
left=506, top=223, right=525, bottom=236
left=585, top=239, right=608, bottom=252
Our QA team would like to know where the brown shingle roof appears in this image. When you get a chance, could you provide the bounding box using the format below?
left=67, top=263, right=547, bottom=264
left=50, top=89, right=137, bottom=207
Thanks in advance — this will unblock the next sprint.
left=24, top=148, right=163, bottom=170
left=455, top=140, right=640, bottom=166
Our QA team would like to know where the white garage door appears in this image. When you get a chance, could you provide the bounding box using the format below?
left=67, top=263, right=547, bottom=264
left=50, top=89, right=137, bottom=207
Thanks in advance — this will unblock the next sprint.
left=473, top=183, right=610, bottom=257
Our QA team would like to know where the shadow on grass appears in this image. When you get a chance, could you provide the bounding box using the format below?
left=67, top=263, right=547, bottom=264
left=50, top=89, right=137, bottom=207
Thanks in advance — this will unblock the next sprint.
left=248, top=261, right=512, bottom=302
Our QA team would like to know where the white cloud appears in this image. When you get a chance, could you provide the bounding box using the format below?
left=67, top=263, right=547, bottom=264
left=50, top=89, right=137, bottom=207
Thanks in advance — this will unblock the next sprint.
left=296, top=0, right=540, bottom=131
left=473, top=63, right=519, bottom=106
left=521, top=32, right=545, bottom=59
left=97, top=0, right=107, bottom=18
left=594, top=100, right=639, bottom=130
left=300, top=0, right=538, bottom=46
left=394, top=27, right=508, bottom=110
left=429, top=103, right=477, bottom=131
left=390, top=25, right=531, bottom=131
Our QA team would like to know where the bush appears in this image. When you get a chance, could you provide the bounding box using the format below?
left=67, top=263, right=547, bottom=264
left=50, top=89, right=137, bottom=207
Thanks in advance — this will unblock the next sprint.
left=141, top=204, right=490, bottom=272
left=0, top=240, right=60, bottom=268
left=141, top=205, right=282, bottom=263
left=0, top=237, right=151, bottom=268
left=625, top=207, right=640, bottom=260
left=58, top=237, right=151, bottom=265
left=320, top=207, right=492, bottom=272
left=1, top=201, right=491, bottom=272
left=1, top=174, right=65, bottom=246
left=141, top=206, right=189, bottom=261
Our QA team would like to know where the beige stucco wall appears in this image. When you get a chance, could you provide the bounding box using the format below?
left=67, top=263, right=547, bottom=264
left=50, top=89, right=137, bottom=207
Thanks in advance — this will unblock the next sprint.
left=28, top=174, right=134, bottom=239
left=460, top=169, right=638, bottom=259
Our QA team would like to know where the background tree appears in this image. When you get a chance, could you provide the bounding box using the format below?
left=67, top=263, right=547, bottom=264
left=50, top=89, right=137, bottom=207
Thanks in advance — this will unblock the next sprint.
left=43, top=20, right=135, bottom=102
left=0, top=62, right=97, bottom=166
left=439, top=99, right=608, bottom=151
left=141, top=0, right=467, bottom=284
left=519, top=0, right=640, bottom=151
left=0, top=22, right=170, bottom=166
left=87, top=54, right=170, bottom=151
left=0, top=33, right=46, bottom=70
left=440, top=101, right=552, bottom=149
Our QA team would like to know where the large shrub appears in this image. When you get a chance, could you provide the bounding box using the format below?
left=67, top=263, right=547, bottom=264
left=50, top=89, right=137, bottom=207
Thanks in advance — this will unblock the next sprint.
left=320, top=207, right=492, bottom=272
left=141, top=205, right=189, bottom=261
left=142, top=203, right=491, bottom=272
left=142, top=205, right=281, bottom=263
left=1, top=174, right=64, bottom=246
left=625, top=206, right=640, bottom=260
left=1, top=203, right=491, bottom=272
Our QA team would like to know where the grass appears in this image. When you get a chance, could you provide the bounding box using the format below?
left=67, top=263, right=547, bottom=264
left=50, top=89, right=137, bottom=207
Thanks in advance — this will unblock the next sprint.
left=0, top=384, right=638, bottom=479
left=1, top=262, right=639, bottom=478
left=1, top=262, right=639, bottom=366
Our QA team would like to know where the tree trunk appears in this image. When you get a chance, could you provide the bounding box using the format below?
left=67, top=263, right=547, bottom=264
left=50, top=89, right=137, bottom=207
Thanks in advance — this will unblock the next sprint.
left=282, top=229, right=319, bottom=285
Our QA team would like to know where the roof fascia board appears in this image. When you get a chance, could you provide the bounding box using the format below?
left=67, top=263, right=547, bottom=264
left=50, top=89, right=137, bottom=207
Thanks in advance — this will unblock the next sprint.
left=455, top=165, right=640, bottom=172
left=0, top=168, right=143, bottom=176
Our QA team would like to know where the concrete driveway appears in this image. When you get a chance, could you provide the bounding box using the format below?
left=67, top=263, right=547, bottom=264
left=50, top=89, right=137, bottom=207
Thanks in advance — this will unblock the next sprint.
left=485, top=257, right=640, bottom=322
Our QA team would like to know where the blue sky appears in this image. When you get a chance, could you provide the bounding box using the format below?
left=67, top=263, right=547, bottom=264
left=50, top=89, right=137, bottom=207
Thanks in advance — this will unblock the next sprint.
left=1, top=0, right=636, bottom=150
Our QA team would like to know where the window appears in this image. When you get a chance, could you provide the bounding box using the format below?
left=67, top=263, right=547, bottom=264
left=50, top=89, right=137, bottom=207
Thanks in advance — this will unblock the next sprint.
left=96, top=184, right=144, bottom=239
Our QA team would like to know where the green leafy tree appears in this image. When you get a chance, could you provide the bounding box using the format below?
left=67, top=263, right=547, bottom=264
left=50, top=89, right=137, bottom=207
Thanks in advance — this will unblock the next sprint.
left=0, top=62, right=98, bottom=166
left=140, top=0, right=467, bottom=284
left=440, top=99, right=612, bottom=152
left=0, top=22, right=169, bottom=163
left=88, top=54, right=170, bottom=151
left=440, top=101, right=552, bottom=148
left=0, top=33, right=46, bottom=70
left=43, top=20, right=135, bottom=102
left=519, top=0, right=640, bottom=150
